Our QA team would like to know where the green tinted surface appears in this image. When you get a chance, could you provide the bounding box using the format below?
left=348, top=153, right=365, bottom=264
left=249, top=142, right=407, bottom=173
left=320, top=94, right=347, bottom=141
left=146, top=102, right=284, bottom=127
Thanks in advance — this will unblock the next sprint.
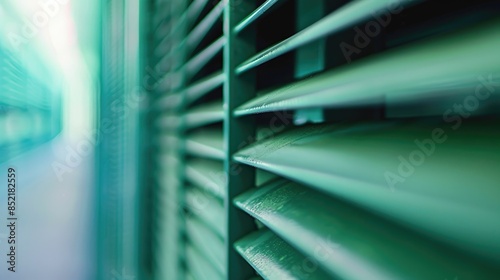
left=235, top=228, right=334, bottom=279
left=186, top=0, right=225, bottom=53
left=185, top=186, right=226, bottom=238
left=236, top=0, right=421, bottom=74
left=155, top=70, right=223, bottom=111
left=186, top=101, right=224, bottom=128
left=234, top=0, right=285, bottom=33
left=235, top=18, right=500, bottom=116
left=185, top=37, right=225, bottom=79
left=185, top=71, right=224, bottom=104
left=185, top=243, right=223, bottom=280
left=186, top=129, right=224, bottom=160
left=156, top=113, right=181, bottom=130
left=223, top=0, right=260, bottom=278
left=154, top=0, right=208, bottom=57
left=235, top=120, right=500, bottom=263
left=185, top=158, right=225, bottom=198
left=185, top=215, right=226, bottom=274
left=235, top=179, right=500, bottom=279
left=186, top=0, right=210, bottom=25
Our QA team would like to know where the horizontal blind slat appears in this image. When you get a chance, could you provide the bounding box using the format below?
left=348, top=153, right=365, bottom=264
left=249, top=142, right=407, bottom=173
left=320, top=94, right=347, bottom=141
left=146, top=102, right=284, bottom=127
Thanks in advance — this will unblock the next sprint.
left=186, top=71, right=224, bottom=104
left=186, top=130, right=224, bottom=160
left=234, top=0, right=285, bottom=34
left=235, top=18, right=500, bottom=116
left=236, top=0, right=423, bottom=74
left=185, top=243, right=223, bottom=280
left=155, top=71, right=224, bottom=110
left=187, top=0, right=225, bottom=52
left=185, top=159, right=225, bottom=198
left=235, top=179, right=499, bottom=279
left=185, top=37, right=226, bottom=79
left=186, top=100, right=223, bottom=128
left=185, top=216, right=225, bottom=274
left=185, top=186, right=225, bottom=237
left=235, top=228, right=334, bottom=279
left=234, top=121, right=500, bottom=262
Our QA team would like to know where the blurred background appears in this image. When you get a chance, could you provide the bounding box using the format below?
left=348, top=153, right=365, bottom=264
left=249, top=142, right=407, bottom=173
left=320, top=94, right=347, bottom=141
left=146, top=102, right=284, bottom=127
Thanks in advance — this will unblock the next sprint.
left=0, top=0, right=101, bottom=279
left=0, top=0, right=500, bottom=280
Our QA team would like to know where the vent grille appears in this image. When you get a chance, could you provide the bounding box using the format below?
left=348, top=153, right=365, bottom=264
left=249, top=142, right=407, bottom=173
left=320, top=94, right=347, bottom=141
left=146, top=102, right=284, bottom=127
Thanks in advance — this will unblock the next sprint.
left=149, top=0, right=500, bottom=279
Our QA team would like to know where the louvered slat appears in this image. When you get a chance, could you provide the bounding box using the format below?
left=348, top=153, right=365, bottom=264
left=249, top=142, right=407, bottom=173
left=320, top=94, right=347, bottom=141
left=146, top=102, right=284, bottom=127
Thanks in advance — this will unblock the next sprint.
left=185, top=243, right=224, bottom=280
left=185, top=71, right=224, bottom=104
left=234, top=0, right=285, bottom=33
left=155, top=71, right=225, bottom=110
left=151, top=1, right=191, bottom=279
left=155, top=113, right=181, bottom=130
left=154, top=0, right=208, bottom=57
left=236, top=0, right=423, bottom=74
left=187, top=0, right=210, bottom=23
left=186, top=0, right=225, bottom=52
left=186, top=129, right=224, bottom=160
left=185, top=37, right=225, bottom=79
left=235, top=228, right=334, bottom=279
left=154, top=0, right=224, bottom=79
left=185, top=101, right=224, bottom=128
left=185, top=186, right=225, bottom=238
left=235, top=121, right=500, bottom=262
left=235, top=179, right=499, bottom=279
left=235, top=18, right=500, bottom=115
left=185, top=215, right=225, bottom=274
left=177, top=1, right=227, bottom=278
left=185, top=158, right=225, bottom=198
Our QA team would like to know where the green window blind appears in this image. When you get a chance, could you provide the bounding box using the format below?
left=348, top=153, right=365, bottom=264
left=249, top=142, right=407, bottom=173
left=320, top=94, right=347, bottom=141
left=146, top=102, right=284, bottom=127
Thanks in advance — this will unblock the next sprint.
left=148, top=0, right=500, bottom=279
left=151, top=1, right=226, bottom=279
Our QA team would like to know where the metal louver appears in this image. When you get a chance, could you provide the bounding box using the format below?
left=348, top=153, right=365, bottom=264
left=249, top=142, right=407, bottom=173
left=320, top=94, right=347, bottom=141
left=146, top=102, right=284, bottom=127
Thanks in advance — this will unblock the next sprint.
left=148, top=0, right=500, bottom=279
left=151, top=0, right=226, bottom=279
